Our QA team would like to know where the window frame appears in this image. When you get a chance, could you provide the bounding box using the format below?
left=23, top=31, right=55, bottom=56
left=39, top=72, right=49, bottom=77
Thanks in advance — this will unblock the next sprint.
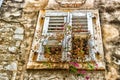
left=27, top=10, right=105, bottom=70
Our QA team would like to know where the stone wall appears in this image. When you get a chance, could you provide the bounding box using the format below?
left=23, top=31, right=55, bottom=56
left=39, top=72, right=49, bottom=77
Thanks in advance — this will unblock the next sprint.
left=0, top=0, right=120, bottom=80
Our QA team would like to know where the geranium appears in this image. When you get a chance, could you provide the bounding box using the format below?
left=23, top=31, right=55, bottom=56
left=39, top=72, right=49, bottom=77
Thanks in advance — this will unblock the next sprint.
left=95, top=63, right=98, bottom=70
left=70, top=62, right=79, bottom=67
left=85, top=76, right=90, bottom=80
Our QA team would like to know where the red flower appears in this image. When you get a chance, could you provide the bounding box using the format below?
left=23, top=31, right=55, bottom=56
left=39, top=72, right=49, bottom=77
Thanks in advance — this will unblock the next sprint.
left=85, top=76, right=90, bottom=80
left=70, top=62, right=79, bottom=67
left=95, top=63, right=98, bottom=70
left=81, top=70, right=86, bottom=74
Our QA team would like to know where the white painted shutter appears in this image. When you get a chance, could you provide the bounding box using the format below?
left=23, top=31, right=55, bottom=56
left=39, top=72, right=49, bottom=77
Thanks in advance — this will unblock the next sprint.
left=87, top=12, right=95, bottom=60
left=42, top=11, right=67, bottom=35
left=38, top=11, right=67, bottom=61
left=71, top=12, right=88, bottom=34
left=42, top=17, right=50, bottom=35
left=71, top=12, right=95, bottom=61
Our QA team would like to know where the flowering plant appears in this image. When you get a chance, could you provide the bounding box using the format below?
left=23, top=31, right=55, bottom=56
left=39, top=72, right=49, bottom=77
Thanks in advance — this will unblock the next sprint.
left=69, top=61, right=98, bottom=80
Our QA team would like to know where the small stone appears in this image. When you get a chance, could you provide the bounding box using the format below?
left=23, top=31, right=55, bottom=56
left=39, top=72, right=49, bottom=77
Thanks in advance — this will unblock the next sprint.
left=24, top=0, right=49, bottom=11
left=48, top=75, right=56, bottom=80
left=14, top=28, right=24, bottom=34
left=14, top=0, right=23, bottom=2
left=8, top=46, right=17, bottom=53
left=102, top=13, right=115, bottom=22
left=4, top=12, right=11, bottom=18
left=41, top=77, right=48, bottom=80
left=12, top=11, right=22, bottom=17
left=13, top=34, right=24, bottom=40
left=18, top=66, right=22, bottom=71
left=103, top=24, right=119, bottom=42
left=113, top=11, right=120, bottom=21
left=4, top=62, right=17, bottom=71
left=0, top=65, right=3, bottom=70
left=115, top=48, right=120, bottom=56
left=16, top=41, right=21, bottom=47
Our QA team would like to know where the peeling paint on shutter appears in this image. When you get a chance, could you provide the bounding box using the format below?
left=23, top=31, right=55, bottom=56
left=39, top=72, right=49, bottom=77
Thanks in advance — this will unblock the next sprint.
left=38, top=11, right=68, bottom=61
left=71, top=12, right=88, bottom=34
left=42, top=12, right=67, bottom=35
left=87, top=12, right=96, bottom=60
left=42, top=17, right=50, bottom=35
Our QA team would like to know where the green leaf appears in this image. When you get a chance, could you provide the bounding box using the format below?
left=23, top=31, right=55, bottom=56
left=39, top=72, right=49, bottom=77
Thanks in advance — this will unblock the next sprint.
left=87, top=63, right=94, bottom=69
left=67, top=26, right=71, bottom=30
left=77, top=74, right=84, bottom=77
left=69, top=66, right=77, bottom=73
left=80, top=50, right=84, bottom=54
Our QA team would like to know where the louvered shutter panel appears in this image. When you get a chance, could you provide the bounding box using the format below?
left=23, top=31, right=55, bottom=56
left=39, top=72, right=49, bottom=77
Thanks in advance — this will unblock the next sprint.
left=71, top=12, right=88, bottom=34
left=70, top=12, right=95, bottom=62
left=37, top=11, right=67, bottom=61
left=42, top=11, right=67, bottom=35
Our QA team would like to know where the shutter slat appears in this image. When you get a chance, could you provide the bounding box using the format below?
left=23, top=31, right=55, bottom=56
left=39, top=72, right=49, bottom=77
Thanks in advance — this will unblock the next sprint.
left=48, top=15, right=66, bottom=33
left=50, top=17, right=64, bottom=19
left=45, top=13, right=67, bottom=17
left=73, top=26, right=88, bottom=29
left=49, top=20, right=64, bottom=23
left=49, top=23, right=64, bottom=25
left=48, top=30, right=64, bottom=32
left=48, top=27, right=63, bottom=29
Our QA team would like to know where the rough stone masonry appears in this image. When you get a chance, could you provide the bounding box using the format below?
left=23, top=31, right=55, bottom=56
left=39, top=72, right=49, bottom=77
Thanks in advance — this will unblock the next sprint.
left=0, top=0, right=120, bottom=80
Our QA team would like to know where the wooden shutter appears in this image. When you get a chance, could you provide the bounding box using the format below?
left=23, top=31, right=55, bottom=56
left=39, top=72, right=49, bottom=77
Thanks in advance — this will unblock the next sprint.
left=87, top=12, right=95, bottom=60
left=42, top=11, right=67, bottom=35
left=70, top=11, right=95, bottom=62
left=37, top=11, right=67, bottom=61
left=71, top=12, right=88, bottom=34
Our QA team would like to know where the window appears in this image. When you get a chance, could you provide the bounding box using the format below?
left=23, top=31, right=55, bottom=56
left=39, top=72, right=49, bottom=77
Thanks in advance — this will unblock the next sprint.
left=27, top=10, right=105, bottom=70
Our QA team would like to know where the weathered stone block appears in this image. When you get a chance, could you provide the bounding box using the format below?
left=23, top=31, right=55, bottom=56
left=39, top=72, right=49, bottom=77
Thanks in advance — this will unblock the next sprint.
left=11, top=10, right=22, bottom=17
left=15, top=41, right=21, bottom=47
left=0, top=54, right=16, bottom=60
left=24, top=0, right=49, bottom=11
left=103, top=24, right=119, bottom=42
left=14, top=28, right=24, bottom=34
left=0, top=65, right=3, bottom=70
left=4, top=62, right=17, bottom=71
left=13, top=34, right=24, bottom=40
left=13, top=0, right=24, bottom=3
left=8, top=46, right=17, bottom=53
